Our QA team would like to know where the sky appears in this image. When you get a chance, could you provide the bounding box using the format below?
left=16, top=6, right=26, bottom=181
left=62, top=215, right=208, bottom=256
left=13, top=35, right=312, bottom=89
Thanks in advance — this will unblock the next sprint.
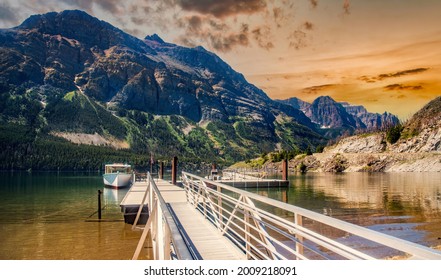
left=1, top=0, right=441, bottom=119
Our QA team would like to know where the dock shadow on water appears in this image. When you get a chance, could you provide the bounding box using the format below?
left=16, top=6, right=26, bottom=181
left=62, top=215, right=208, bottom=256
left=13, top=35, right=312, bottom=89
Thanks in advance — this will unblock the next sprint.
left=0, top=171, right=142, bottom=260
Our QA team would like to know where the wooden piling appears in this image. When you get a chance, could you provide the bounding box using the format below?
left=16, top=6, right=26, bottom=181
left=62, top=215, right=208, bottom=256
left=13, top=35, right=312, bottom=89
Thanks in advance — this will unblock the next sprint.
left=172, top=156, right=178, bottom=185
left=159, top=162, right=164, bottom=179
left=98, top=189, right=102, bottom=220
left=282, top=159, right=288, bottom=181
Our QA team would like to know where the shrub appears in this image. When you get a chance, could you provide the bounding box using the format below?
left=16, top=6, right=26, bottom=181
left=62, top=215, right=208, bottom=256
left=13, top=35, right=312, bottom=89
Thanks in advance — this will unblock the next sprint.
left=386, top=124, right=403, bottom=144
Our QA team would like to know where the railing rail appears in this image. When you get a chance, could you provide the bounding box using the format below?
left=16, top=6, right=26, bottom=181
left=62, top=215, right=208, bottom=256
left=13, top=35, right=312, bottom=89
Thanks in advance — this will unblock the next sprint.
left=181, top=171, right=441, bottom=260
left=132, top=173, right=194, bottom=260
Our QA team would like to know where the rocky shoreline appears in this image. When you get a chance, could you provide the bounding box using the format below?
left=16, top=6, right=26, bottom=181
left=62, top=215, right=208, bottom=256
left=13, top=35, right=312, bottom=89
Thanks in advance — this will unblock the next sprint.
left=266, top=127, right=441, bottom=173
left=284, top=151, right=441, bottom=173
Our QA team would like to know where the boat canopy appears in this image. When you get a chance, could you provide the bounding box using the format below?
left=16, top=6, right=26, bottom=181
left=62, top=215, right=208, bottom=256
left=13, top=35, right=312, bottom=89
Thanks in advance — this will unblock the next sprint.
left=105, top=164, right=132, bottom=174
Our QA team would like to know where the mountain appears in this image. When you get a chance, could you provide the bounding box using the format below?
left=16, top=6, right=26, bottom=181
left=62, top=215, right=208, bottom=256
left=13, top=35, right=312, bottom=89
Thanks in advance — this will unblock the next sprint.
left=286, top=96, right=441, bottom=172
left=0, top=10, right=324, bottom=170
left=278, top=96, right=399, bottom=137
left=393, top=96, right=441, bottom=153
left=340, top=102, right=399, bottom=131
left=280, top=97, right=310, bottom=112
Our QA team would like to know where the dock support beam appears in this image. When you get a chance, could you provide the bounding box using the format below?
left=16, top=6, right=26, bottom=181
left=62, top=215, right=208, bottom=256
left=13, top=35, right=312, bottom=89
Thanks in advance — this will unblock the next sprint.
left=282, top=159, right=288, bottom=181
left=159, top=162, right=164, bottom=179
left=172, top=156, right=178, bottom=185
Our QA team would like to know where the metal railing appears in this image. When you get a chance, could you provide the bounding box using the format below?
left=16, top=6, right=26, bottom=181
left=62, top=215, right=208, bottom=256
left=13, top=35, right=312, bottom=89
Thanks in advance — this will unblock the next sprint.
left=132, top=173, right=194, bottom=260
left=181, top=171, right=441, bottom=260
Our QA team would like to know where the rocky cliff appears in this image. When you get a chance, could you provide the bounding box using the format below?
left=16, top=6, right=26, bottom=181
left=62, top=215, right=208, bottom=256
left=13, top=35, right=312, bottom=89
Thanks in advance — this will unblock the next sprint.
left=285, top=96, right=441, bottom=172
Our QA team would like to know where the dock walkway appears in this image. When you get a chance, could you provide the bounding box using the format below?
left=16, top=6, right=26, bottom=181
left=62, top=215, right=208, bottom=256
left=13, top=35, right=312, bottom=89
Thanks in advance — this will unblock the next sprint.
left=121, top=172, right=441, bottom=260
left=120, top=180, right=246, bottom=260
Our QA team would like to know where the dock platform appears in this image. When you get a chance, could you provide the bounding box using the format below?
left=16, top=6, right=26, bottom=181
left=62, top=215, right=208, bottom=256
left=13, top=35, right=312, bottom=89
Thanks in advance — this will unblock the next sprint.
left=120, top=180, right=246, bottom=260
left=219, top=171, right=289, bottom=188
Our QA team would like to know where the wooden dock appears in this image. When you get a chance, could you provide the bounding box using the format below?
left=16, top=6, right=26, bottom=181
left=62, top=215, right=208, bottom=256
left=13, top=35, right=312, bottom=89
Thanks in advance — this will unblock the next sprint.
left=120, top=180, right=246, bottom=260
left=219, top=171, right=289, bottom=188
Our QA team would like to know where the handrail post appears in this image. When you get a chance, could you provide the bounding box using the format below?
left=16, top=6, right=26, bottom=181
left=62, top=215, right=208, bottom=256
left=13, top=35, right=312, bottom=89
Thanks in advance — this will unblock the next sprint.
left=295, top=213, right=304, bottom=259
left=245, top=208, right=251, bottom=260
left=217, top=185, right=223, bottom=231
left=132, top=178, right=150, bottom=230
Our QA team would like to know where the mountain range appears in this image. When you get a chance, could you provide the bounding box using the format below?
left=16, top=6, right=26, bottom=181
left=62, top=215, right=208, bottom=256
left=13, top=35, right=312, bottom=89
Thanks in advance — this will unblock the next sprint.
left=0, top=10, right=398, bottom=170
left=287, top=96, right=441, bottom=172
left=279, top=96, right=399, bottom=138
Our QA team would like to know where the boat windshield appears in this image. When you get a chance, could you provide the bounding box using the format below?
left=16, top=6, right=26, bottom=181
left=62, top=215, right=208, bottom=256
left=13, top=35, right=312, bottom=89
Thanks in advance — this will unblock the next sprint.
left=105, top=165, right=132, bottom=173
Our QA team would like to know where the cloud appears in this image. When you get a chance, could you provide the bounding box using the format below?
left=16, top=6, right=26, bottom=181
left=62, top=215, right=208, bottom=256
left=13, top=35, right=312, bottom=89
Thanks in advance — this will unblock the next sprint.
left=288, top=21, right=314, bottom=50
left=0, top=2, right=20, bottom=26
left=358, top=76, right=377, bottom=83
left=303, top=21, right=314, bottom=30
left=377, top=68, right=429, bottom=80
left=272, top=6, right=290, bottom=28
left=384, top=84, right=424, bottom=91
left=176, top=15, right=250, bottom=52
left=302, top=84, right=337, bottom=94
left=343, top=0, right=350, bottom=15
left=252, top=26, right=274, bottom=50
left=59, top=0, right=92, bottom=11
left=95, top=0, right=123, bottom=14
left=174, top=0, right=267, bottom=18
left=359, top=68, right=429, bottom=83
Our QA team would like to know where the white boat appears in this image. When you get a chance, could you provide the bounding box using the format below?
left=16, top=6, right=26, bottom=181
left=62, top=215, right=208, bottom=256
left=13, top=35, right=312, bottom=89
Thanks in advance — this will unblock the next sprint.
left=103, top=163, right=134, bottom=189
left=206, top=167, right=222, bottom=181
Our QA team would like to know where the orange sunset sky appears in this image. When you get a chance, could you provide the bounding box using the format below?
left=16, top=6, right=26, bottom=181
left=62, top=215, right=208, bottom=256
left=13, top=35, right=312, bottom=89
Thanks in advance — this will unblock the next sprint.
left=1, top=0, right=441, bottom=119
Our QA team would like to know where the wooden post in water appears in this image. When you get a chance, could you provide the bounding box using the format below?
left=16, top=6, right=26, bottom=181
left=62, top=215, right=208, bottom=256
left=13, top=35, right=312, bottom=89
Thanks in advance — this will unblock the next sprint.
left=172, top=156, right=178, bottom=185
left=97, top=190, right=102, bottom=220
left=282, top=159, right=288, bottom=181
left=159, top=161, right=164, bottom=179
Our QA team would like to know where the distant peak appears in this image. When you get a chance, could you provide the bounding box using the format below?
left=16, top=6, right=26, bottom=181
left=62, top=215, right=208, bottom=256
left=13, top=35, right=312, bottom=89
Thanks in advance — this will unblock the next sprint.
left=144, top=34, right=165, bottom=44
left=313, top=95, right=337, bottom=104
left=19, top=10, right=97, bottom=29
left=194, top=45, right=208, bottom=52
left=316, top=95, right=334, bottom=101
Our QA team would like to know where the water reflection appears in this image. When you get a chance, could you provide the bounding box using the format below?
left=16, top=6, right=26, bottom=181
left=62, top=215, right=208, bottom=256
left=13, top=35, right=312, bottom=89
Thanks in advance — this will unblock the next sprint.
left=248, top=172, right=441, bottom=254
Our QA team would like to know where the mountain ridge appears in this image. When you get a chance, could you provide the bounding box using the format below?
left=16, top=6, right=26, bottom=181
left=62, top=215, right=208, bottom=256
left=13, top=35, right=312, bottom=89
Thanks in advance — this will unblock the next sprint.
left=0, top=10, right=324, bottom=169
left=278, top=95, right=399, bottom=137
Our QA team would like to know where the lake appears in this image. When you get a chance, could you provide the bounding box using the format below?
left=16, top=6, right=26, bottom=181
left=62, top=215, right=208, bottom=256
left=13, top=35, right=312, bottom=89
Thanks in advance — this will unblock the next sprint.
left=260, top=172, right=441, bottom=254
left=1, top=171, right=440, bottom=259
left=0, top=171, right=142, bottom=260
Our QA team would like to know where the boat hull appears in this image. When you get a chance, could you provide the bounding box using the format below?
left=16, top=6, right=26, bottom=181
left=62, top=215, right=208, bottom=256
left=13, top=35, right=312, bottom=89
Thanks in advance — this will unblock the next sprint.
left=103, top=173, right=133, bottom=189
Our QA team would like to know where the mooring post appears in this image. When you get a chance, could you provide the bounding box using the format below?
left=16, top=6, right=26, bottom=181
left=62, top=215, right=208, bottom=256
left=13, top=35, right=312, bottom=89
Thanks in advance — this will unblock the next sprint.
left=98, top=189, right=102, bottom=220
left=159, top=161, right=164, bottom=179
left=282, top=158, right=288, bottom=181
left=172, top=156, right=178, bottom=185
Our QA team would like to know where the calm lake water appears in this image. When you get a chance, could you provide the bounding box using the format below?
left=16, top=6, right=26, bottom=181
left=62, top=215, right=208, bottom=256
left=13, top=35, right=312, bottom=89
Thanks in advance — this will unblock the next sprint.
left=0, top=171, right=142, bottom=260
left=1, top=171, right=440, bottom=259
left=262, top=172, right=441, bottom=256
